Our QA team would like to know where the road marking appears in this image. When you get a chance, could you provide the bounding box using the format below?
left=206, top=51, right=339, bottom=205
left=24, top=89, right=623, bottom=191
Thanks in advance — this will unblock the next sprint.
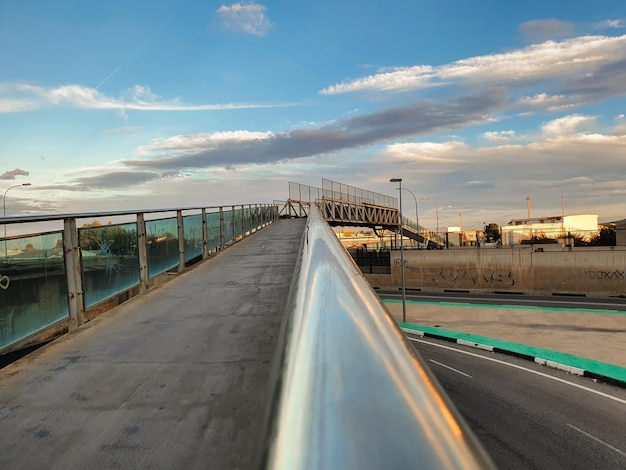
left=429, top=359, right=472, bottom=378
left=567, top=424, right=626, bottom=457
left=409, top=337, right=626, bottom=405
left=382, top=294, right=626, bottom=313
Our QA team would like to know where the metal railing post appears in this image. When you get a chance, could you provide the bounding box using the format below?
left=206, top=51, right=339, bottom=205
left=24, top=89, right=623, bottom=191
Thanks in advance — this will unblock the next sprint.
left=202, top=208, right=209, bottom=259
left=240, top=204, right=245, bottom=238
left=219, top=206, right=225, bottom=250
left=177, top=210, right=185, bottom=272
left=63, top=217, right=84, bottom=330
left=137, top=213, right=149, bottom=292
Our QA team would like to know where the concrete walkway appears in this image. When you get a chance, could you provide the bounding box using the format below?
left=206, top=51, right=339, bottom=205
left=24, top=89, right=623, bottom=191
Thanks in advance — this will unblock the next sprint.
left=0, top=218, right=305, bottom=470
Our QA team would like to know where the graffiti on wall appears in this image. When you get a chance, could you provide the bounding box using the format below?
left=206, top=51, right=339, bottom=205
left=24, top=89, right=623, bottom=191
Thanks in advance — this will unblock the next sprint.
left=0, top=273, right=9, bottom=289
left=584, top=269, right=626, bottom=281
left=421, top=266, right=516, bottom=287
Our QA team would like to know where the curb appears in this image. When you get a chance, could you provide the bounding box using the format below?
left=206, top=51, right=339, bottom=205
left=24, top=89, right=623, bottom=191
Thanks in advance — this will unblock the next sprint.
left=400, top=322, right=626, bottom=389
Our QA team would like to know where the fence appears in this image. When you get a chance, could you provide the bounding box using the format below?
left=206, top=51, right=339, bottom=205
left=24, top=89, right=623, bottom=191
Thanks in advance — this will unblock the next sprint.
left=0, top=204, right=278, bottom=354
left=288, top=180, right=398, bottom=209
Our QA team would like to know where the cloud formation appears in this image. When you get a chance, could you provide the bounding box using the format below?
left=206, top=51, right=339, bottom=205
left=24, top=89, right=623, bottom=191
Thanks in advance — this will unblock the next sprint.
left=102, top=126, right=142, bottom=135
left=320, top=34, right=626, bottom=101
left=216, top=3, right=273, bottom=36
left=518, top=19, right=575, bottom=42
left=122, top=89, right=508, bottom=170
left=0, top=83, right=284, bottom=113
left=0, top=168, right=30, bottom=180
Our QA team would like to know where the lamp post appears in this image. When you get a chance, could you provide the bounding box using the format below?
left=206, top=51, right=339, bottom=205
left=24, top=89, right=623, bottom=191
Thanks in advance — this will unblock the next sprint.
left=401, top=188, right=419, bottom=247
left=3, top=183, right=31, bottom=259
left=447, top=205, right=463, bottom=232
left=420, top=196, right=439, bottom=247
left=389, top=178, right=406, bottom=323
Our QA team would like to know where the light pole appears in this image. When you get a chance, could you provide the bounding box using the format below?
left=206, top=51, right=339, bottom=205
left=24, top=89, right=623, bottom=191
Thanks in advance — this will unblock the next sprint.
left=420, top=196, right=439, bottom=247
left=3, top=183, right=31, bottom=259
left=401, top=188, right=419, bottom=247
left=390, top=178, right=406, bottom=323
left=447, top=205, right=463, bottom=232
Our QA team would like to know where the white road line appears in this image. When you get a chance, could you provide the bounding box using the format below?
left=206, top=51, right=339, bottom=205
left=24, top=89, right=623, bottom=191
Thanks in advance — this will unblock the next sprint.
left=383, top=294, right=625, bottom=310
left=567, top=424, right=626, bottom=457
left=409, top=337, right=626, bottom=405
left=429, top=359, right=472, bottom=378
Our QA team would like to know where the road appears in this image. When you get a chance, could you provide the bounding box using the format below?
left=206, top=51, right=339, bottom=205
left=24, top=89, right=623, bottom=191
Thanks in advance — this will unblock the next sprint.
left=375, top=288, right=626, bottom=311
left=410, top=336, right=626, bottom=469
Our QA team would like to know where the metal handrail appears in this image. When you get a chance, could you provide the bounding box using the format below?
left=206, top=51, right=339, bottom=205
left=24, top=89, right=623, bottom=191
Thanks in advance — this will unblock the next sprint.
left=254, top=205, right=494, bottom=469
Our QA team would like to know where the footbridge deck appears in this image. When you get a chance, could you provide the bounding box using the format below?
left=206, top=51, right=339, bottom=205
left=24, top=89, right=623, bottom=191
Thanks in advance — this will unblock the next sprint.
left=0, top=218, right=306, bottom=469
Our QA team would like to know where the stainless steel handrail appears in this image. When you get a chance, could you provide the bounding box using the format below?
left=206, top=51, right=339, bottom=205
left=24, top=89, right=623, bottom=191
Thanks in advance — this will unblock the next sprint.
left=255, top=205, right=494, bottom=469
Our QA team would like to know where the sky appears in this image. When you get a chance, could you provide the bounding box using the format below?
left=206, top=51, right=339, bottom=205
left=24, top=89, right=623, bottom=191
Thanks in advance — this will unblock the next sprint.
left=1, top=1, right=626, bottom=231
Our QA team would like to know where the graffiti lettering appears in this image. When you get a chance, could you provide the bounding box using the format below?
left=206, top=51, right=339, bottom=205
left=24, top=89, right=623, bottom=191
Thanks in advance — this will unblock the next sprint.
left=393, top=258, right=408, bottom=267
left=96, top=239, right=119, bottom=278
left=585, top=269, right=626, bottom=281
left=0, top=274, right=9, bottom=289
left=420, top=267, right=515, bottom=288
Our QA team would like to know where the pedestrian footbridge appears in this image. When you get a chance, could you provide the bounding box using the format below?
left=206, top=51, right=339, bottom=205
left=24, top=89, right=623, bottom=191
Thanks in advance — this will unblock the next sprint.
left=0, top=195, right=490, bottom=468
left=284, top=179, right=445, bottom=248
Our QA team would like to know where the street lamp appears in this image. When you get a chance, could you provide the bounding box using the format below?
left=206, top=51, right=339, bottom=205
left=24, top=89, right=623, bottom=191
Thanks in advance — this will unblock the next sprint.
left=447, top=205, right=463, bottom=232
left=389, top=178, right=406, bottom=324
left=420, top=196, right=439, bottom=247
left=3, top=183, right=31, bottom=258
left=401, top=188, right=419, bottom=247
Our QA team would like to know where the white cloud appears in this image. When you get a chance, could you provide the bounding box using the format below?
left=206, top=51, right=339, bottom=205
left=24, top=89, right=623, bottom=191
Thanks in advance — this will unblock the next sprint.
left=134, top=130, right=276, bottom=157
left=518, top=19, right=575, bottom=42
left=216, top=3, right=273, bottom=36
left=102, top=126, right=142, bottom=135
left=541, top=114, right=597, bottom=136
left=383, top=141, right=467, bottom=163
left=482, top=130, right=517, bottom=143
left=594, top=19, right=624, bottom=30
left=0, top=82, right=285, bottom=113
left=320, top=34, right=626, bottom=97
left=321, top=65, right=438, bottom=94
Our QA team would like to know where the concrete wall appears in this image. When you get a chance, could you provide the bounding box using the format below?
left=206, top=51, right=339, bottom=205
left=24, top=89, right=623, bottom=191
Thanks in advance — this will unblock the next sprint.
left=366, top=246, right=626, bottom=296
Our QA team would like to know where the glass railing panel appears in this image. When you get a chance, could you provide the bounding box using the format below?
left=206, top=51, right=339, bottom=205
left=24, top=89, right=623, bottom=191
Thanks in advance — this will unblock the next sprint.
left=223, top=210, right=234, bottom=244
left=183, top=214, right=203, bottom=262
left=233, top=208, right=243, bottom=238
left=244, top=207, right=251, bottom=233
left=146, top=217, right=179, bottom=277
left=0, top=231, right=68, bottom=349
left=79, top=222, right=140, bottom=308
left=206, top=211, right=221, bottom=250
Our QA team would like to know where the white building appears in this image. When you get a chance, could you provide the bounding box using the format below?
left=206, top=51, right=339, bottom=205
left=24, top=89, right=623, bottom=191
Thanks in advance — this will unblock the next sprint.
left=501, top=214, right=599, bottom=245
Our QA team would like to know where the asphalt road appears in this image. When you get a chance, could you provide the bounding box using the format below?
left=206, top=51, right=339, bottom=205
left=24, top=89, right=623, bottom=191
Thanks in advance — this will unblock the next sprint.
left=376, top=288, right=626, bottom=311
left=411, top=336, right=626, bottom=469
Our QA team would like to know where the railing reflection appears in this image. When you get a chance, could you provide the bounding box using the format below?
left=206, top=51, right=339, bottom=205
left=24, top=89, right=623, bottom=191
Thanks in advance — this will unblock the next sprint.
left=1, top=204, right=278, bottom=354
left=254, top=205, right=493, bottom=469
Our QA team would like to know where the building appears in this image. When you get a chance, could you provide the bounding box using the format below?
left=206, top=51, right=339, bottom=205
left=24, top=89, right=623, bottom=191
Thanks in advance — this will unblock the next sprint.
left=501, top=214, right=598, bottom=246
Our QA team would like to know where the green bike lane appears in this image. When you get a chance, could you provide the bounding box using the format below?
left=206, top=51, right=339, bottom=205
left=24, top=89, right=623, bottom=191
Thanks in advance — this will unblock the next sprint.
left=383, top=299, right=626, bottom=386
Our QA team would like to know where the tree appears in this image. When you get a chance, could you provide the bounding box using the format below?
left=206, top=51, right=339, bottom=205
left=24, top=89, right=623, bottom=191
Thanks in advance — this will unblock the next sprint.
left=484, top=223, right=500, bottom=242
left=589, top=225, right=616, bottom=246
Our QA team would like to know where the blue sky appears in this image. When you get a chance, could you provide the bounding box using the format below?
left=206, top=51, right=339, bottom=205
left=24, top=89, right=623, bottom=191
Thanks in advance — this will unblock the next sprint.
left=1, top=1, right=626, bottom=230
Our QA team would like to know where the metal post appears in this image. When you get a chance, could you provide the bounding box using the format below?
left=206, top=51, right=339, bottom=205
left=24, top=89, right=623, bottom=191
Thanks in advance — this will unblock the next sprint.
left=177, top=210, right=185, bottom=272
left=219, top=207, right=225, bottom=250
left=63, top=217, right=84, bottom=330
left=201, top=208, right=209, bottom=259
left=390, top=178, right=406, bottom=323
left=137, top=213, right=149, bottom=292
